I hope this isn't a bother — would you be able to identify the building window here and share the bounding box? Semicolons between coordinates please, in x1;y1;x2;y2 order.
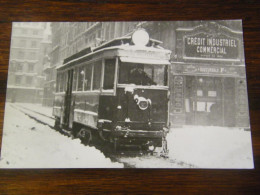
33;30;38;35
29;52;36;60
19;40;26;47
21;29;27;34
16;63;23;71
28;64;34;72
18;51;25;59
31;41;37;48
26;76;33;85
15;75;22;85
10;61;16;71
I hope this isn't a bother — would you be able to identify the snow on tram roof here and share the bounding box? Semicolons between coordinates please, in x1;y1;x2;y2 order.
57;36;169;70
92;36;162;52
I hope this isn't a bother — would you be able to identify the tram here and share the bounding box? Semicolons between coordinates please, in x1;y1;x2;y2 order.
53;29;171;152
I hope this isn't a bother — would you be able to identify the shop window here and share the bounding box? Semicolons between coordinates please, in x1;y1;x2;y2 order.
185;99;190;112
207;102;215;112
103;59;115;90
84;64;92;91
197;90;203;96
93;61;102;90
197;101;206;111
208;91;217;97
196;101;216;112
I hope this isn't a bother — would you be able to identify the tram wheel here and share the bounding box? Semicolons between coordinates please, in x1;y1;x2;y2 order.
77;128;92;145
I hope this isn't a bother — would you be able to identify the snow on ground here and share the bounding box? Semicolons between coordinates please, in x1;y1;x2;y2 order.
1;103;254;169
167;126;254;169
0;104;123;168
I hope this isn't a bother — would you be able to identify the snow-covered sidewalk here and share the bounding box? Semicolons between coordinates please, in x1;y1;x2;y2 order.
0;104;123;168
167;126;254;169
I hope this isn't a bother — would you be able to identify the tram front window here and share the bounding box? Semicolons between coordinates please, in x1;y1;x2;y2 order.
119;62;167;86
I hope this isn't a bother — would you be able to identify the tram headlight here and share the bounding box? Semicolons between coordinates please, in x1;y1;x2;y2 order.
134;95;151;110
139;100;149;110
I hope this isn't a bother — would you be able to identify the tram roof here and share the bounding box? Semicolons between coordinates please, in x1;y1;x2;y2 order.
59;36;170;70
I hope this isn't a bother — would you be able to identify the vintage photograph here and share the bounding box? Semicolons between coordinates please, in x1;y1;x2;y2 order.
0;21;254;168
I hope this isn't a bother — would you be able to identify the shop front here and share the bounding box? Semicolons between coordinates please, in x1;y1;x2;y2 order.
170;22;249;127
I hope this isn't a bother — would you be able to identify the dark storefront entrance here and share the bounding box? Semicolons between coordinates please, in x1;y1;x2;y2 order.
184;76;235;126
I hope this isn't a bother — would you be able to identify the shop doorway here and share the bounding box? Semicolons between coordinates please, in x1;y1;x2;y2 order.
185;76;224;126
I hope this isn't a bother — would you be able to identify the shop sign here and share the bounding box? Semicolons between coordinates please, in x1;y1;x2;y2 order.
173;64;245;77
184;33;239;60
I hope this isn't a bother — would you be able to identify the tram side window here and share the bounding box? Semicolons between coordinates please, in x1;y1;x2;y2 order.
103;59;116;90
61;72;66;92
77;66;84;91
59;73;63;92
93;61;102;90
73;67;78;91
58;72;63;92
84;64;92;91
56;73;60;92
64;72;68;92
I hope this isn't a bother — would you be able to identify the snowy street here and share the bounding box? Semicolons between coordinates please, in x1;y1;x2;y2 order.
0;103;254;169
0;104;123;168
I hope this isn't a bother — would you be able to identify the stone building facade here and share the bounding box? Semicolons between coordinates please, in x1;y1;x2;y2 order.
7;22;51;103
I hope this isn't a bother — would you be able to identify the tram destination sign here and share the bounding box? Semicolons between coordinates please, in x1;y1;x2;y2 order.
184;33;239;60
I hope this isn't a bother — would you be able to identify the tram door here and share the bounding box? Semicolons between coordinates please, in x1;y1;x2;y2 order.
63;69;74;128
185;76;223;126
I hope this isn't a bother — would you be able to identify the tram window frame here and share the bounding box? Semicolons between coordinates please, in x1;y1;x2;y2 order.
103;59;116;90
61;72;64;92
92;60;102;91
77;66;84;91
118;62;167;86
83;63;93;91
101;58;118;95
72;67;78;92
59;72;62;92
56;72;60;92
